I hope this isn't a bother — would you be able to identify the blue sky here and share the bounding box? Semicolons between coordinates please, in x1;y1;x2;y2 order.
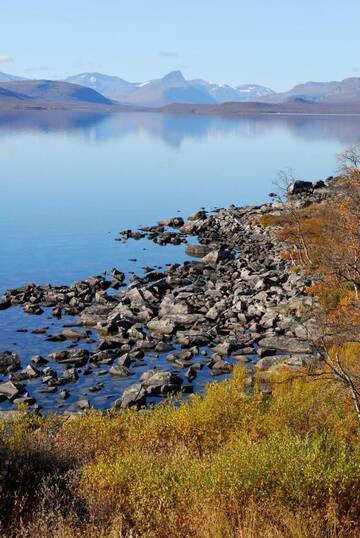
1;0;359;91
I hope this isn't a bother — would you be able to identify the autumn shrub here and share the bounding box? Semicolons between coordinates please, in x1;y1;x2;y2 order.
0;368;359;537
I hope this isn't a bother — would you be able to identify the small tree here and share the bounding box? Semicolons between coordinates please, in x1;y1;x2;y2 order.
271;150;360;426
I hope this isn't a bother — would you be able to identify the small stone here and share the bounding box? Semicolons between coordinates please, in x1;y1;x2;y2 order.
59;389;70;400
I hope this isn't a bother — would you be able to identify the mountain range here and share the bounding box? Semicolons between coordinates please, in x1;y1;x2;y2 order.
265;77;360;104
65;70;275;106
1;70;360;111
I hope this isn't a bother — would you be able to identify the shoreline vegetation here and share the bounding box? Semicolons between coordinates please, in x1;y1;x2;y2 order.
1;149;360;536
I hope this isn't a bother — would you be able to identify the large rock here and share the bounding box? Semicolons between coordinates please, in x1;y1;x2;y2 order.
176;331;210;347
147;318;175;335
0;381;23;401
0;299;11;311
158;217;184;228
62;329;89;340
158;297;202;326
287;180;313;195
10;364;40;382
188;210;207;221
115;383;146;409
48;349;89;366
109;365;133;377
202;248;234;268
255;354;320;372
185;244;212;257
212;342;233;356
258;336;314;354
80;304;114;326
62;368;79;382
139;369;183;395
107;302;136;325
0;351;20;373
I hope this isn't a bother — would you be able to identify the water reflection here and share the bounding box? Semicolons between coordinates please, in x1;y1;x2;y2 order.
0;110;360;148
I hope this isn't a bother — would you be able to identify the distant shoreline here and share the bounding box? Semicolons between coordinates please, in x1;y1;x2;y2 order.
1;101;360;117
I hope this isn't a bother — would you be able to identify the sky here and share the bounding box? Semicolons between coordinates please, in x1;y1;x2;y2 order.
1;0;360;91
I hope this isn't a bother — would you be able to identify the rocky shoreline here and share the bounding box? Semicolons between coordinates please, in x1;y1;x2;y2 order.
0;179;332;415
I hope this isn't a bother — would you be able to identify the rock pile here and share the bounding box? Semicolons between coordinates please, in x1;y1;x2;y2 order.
0;180;332;413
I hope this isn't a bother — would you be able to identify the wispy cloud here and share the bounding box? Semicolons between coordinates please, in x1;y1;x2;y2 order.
0;55;13;65
352;67;360;73
159;51;178;59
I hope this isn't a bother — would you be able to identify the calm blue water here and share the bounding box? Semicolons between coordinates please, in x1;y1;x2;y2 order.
1;111;359;293
0;110;359;412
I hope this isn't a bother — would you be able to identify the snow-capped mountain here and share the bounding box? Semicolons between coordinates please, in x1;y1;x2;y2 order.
65;72;140;101
235;84;275;101
64;71;274;106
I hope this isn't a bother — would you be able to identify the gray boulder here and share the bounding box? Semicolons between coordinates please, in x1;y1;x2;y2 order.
147;318;175;335
185;244;212;257
0;351;20;373
48;349;89;366
10;364;40;381
258;336;314;354
202;248;234;268
115;383;146;409
287;180;313;195
62;368;79;382
0;381;23;401
139;370;183;395
158;217;184;228
109;365;133;377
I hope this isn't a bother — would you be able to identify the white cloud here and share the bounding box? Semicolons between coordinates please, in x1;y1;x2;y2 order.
0;55;13;64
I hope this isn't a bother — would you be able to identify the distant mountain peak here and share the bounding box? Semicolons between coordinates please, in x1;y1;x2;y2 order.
0;71;26;82
161;70;185;84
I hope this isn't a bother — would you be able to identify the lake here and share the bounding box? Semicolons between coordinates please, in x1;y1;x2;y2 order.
0;110;360;412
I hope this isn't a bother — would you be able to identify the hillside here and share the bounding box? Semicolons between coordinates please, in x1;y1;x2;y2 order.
265;77;360;104
159;99;360;115
0;80;141;110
